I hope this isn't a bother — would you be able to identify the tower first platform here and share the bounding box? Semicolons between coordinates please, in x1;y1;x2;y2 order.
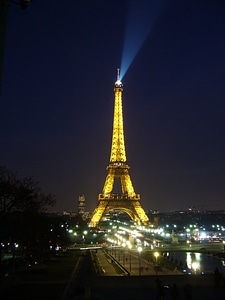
89;70;149;227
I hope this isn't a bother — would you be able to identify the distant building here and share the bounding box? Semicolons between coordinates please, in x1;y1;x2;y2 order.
78;194;85;215
62;210;71;216
62;210;77;217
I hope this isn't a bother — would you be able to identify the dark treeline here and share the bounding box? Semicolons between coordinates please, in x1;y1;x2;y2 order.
0;165;83;276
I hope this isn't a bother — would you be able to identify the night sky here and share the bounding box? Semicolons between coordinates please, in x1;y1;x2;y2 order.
1;0;225;213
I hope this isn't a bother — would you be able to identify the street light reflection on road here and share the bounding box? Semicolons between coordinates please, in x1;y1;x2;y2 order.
192;262;199;274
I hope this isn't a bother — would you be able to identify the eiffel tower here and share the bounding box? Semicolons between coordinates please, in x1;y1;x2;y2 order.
89;70;150;227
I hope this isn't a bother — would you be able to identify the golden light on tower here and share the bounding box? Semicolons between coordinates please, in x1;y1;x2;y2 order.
89;70;149;227
110;69;126;163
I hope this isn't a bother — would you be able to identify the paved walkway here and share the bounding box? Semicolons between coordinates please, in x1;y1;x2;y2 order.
96;249;120;276
96;248;181;276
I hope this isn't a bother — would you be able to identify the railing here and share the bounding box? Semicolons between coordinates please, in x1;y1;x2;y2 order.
98;194;140;201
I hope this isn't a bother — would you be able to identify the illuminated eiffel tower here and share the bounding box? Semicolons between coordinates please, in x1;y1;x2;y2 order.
89;70;150;227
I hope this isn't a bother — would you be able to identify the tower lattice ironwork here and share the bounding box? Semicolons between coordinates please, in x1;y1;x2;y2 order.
89;70;150;227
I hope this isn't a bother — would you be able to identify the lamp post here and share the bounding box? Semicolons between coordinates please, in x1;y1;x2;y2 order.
118;247;121;262
129;244;132;273
137;246;142;276
154;252;159;275
122;243;126;265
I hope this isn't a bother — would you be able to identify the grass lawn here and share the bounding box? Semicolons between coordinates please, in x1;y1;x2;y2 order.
0;251;79;300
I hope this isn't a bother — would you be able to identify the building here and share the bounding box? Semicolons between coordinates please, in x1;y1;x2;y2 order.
78;194;85;215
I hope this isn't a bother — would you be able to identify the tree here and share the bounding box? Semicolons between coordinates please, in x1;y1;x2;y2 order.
0;166;56;214
0;165;56;270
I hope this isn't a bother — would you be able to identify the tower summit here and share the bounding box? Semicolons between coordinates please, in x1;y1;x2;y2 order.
110;68;126;164
89;70;149;227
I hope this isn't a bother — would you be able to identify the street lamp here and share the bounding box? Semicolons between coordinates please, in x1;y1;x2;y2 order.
128;244;132;273
137;246;142;276
122;243;126;265
154;252;159;275
117;242;121;261
187;240;191;248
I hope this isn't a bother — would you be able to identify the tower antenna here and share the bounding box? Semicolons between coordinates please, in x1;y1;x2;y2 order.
117;68;120;81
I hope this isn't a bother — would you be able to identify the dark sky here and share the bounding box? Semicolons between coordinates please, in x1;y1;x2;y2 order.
1;0;225;213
